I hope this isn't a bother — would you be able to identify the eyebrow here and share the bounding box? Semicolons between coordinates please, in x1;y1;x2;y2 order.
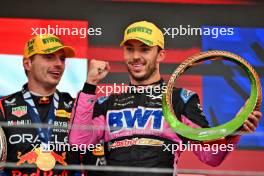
125;43;150;47
44;53;55;57
45;53;66;58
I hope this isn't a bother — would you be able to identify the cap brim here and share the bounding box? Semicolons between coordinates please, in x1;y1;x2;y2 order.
25;46;75;59
35;46;75;58
61;46;75;58
120;39;127;46
120;37;155;48
46;46;75;58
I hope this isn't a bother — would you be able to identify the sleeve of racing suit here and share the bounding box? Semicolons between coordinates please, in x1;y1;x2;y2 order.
180;89;240;167
69;83;107;146
0;99;5;121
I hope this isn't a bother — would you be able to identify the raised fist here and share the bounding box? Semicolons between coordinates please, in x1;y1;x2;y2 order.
86;59;110;85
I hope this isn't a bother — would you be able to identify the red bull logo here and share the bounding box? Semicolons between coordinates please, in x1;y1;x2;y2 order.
92;146;104;156
11;169;68;176
51;151;67;166
17;151;38;166
16;148;67;171
38;97;50;104
12;169;53;176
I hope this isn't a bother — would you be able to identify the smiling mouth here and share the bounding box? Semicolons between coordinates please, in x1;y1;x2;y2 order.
48;71;62;78
131;63;144;67
129;63;145;72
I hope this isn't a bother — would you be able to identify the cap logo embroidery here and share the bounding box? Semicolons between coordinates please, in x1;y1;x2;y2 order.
42;37;62;44
127;26;152;35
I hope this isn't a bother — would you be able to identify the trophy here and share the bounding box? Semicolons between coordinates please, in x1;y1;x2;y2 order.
162;50;262;141
0;126;7;169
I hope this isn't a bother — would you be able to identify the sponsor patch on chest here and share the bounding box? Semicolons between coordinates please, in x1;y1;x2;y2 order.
12;106;27;117
55;110;71;119
107;107;164;133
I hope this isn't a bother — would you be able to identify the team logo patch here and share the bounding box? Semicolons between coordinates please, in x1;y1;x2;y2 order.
5;98;16;106
12;106;27;117
55;110;71;118
64;101;73;109
97;96;108;105
180;89;195;103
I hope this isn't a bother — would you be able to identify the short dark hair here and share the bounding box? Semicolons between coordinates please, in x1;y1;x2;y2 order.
24;55;35;76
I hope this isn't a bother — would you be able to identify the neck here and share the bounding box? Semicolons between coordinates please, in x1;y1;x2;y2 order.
27;82;56;96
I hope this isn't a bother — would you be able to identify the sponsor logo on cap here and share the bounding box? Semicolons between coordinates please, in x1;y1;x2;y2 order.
127;26;152;35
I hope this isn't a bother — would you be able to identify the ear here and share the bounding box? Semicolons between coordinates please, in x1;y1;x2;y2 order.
157;49;165;63
23;57;32;72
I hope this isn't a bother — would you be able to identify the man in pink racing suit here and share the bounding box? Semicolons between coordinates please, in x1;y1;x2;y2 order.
69;21;262;176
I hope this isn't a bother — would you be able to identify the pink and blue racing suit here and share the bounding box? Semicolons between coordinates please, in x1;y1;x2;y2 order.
69;80;240;176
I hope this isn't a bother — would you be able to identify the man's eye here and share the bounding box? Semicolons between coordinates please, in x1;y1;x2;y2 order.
142;48;150;52
126;47;133;51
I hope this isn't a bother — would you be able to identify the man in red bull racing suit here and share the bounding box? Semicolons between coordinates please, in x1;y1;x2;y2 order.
0;34;80;176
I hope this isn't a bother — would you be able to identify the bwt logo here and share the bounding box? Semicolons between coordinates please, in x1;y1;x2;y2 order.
107;107;163;133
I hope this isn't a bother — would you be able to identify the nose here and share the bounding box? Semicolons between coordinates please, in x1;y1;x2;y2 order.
132;50;141;60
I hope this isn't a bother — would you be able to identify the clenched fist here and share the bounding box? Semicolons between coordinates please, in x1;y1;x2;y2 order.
87;59;110;85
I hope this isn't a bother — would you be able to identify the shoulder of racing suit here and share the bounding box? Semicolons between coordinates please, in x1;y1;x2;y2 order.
58;91;74;102
0;90;74;120
57;91;75;110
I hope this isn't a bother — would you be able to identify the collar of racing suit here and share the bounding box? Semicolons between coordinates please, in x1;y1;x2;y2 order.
22;83;59;97
129;78;164;87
